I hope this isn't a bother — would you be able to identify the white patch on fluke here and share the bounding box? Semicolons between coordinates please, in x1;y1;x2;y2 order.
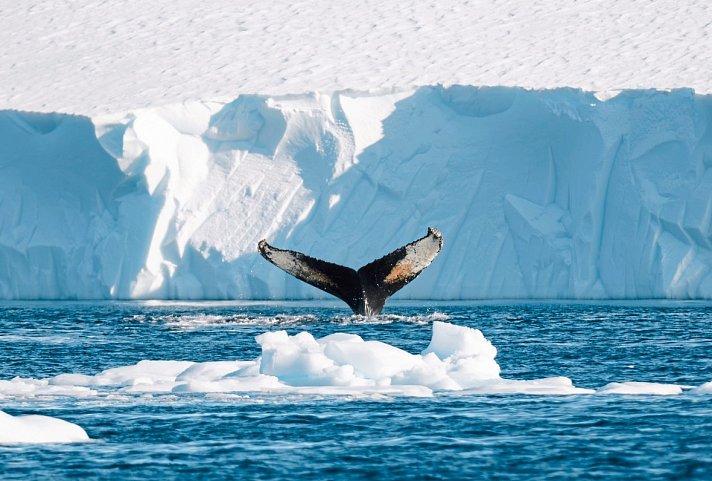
384;231;442;285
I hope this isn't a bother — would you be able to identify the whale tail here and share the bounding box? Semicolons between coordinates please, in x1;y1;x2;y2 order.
258;227;443;316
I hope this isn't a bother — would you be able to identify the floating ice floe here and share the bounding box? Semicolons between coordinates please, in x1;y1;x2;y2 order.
0;410;89;444
0;322;577;397
692;381;712;394
45;321;512;397
1;322;709;399
597;382;684;396
0;378;97;398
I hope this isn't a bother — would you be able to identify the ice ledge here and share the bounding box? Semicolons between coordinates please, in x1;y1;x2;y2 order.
0;86;711;300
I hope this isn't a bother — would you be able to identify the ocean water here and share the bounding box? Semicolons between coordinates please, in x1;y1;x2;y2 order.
0;301;710;480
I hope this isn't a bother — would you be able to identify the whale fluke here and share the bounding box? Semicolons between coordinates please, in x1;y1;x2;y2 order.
258;227;443;316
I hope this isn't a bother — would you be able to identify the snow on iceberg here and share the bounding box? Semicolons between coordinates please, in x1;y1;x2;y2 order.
1;86;712;300
0;410;89;444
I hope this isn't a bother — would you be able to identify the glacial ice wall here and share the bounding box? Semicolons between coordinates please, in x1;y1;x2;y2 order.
1;86;711;300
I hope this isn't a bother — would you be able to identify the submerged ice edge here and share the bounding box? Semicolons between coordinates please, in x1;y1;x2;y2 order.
1;322;709;399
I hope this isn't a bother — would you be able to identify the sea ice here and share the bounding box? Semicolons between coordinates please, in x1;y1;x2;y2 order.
597;382;684;395
0;410;89;444
0;321;622;398
1;322;709;399
691;381;712;394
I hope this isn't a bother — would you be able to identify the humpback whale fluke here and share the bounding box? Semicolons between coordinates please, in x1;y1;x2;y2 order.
258;227;443;316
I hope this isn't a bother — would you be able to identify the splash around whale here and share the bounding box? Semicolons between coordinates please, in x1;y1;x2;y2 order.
258;227;443;315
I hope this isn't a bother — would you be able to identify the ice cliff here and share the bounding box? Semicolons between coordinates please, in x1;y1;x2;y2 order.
1;86;711;300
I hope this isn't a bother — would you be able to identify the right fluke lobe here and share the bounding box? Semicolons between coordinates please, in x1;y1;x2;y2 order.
257;228;443;316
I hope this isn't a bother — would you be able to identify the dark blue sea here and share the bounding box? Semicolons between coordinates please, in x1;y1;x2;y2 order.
0;301;710;480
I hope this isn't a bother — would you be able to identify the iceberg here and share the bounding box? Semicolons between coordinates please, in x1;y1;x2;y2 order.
0;86;711;300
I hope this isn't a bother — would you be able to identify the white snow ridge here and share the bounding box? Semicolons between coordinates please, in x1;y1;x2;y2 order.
1;87;712;300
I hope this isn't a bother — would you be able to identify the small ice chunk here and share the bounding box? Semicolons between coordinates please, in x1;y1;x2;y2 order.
258;330;351;386
0;378;96;397
692;381;712;393
0;410;89;444
172;374;285;393
465;377;595;395
423;321;497;361
49;373;95;386
323;339;419;379
91;360;195;386
598;382;683;395
176;361;254;382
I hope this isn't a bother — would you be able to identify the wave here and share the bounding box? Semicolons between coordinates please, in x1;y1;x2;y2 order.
131;312;449;329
